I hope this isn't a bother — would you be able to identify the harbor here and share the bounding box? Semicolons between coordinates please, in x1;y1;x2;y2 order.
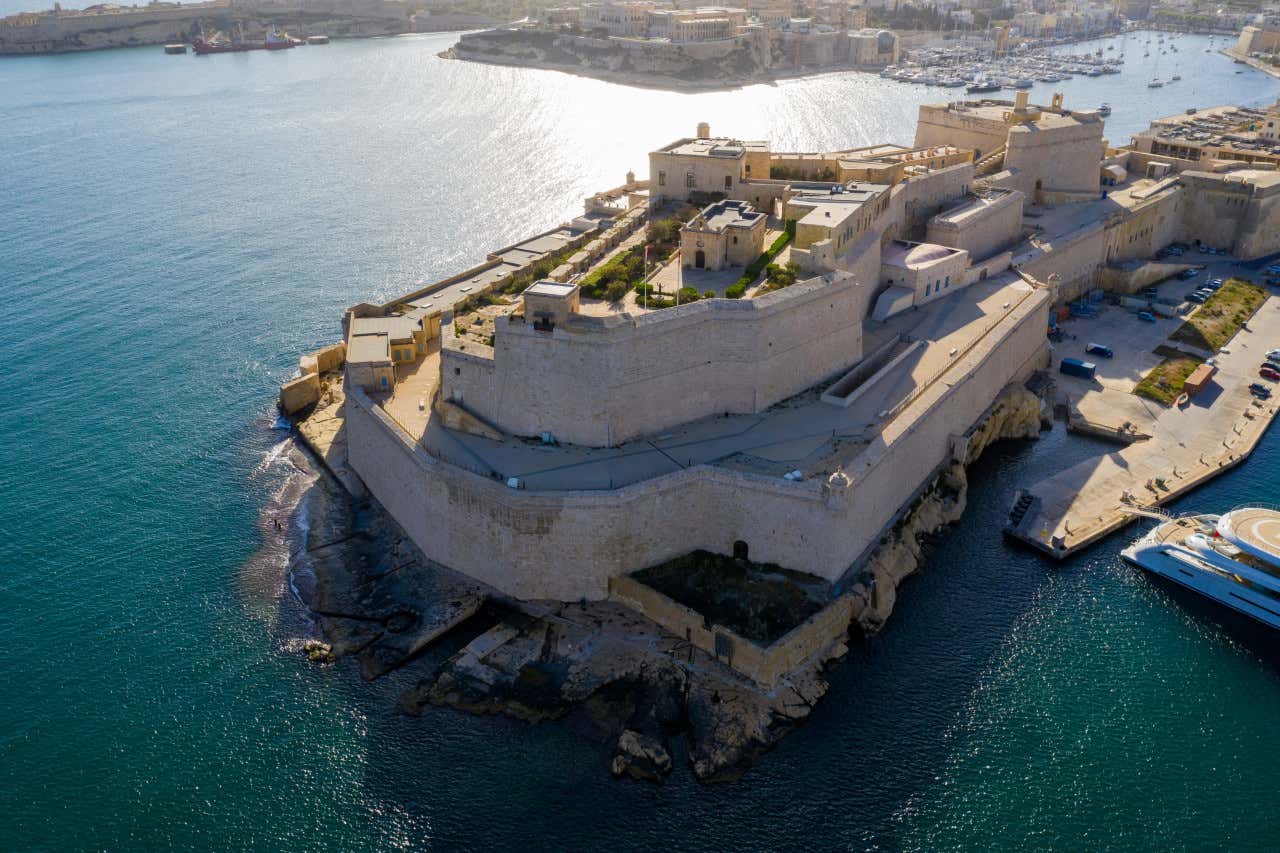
1006;251;1280;558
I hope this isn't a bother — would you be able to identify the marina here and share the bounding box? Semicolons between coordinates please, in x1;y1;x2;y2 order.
1006;254;1280;560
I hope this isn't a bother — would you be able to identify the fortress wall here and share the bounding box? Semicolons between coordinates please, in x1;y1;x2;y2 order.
347;285;1051;602
1019;226;1105;302
898;163;974;239
927;190;1024;261
441;274;870;447
1004;120;1105;199
913;107;1007;161
1236;191;1280;260
1103;188;1183;263
1179;174;1280;259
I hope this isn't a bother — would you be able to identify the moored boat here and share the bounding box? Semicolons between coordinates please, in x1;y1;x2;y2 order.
1122;506;1280;630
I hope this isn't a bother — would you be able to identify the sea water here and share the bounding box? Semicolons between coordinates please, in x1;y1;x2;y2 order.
3;31;1279;850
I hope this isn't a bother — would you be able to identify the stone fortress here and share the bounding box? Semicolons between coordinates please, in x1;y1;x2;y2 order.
286;95;1280;687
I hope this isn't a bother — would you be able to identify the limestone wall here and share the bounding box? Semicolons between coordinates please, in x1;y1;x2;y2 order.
440;273;869;447
927;190;1024;260
346;284;1050;602
1004;119;1105;200
913;106;1008;161
609;574;855;688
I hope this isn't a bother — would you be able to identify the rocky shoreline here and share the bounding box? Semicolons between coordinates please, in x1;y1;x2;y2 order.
288;383;1046;783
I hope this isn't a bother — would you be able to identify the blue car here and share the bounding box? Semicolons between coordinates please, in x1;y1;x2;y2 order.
1137;311;1156;323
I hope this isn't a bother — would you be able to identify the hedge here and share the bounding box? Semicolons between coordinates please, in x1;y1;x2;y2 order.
725;221;796;299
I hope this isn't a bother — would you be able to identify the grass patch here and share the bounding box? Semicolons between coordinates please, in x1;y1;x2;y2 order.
1134;350;1205;405
1169;278;1267;351
578;204;699;302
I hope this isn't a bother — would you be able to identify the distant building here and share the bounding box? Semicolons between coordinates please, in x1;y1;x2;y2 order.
847;27;898;67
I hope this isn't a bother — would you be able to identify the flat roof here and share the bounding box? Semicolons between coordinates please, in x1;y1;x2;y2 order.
930;190;1019;228
691;199;764;232
655;137;769;158
524;281;577;298
348;332;390;364
351;315;421;341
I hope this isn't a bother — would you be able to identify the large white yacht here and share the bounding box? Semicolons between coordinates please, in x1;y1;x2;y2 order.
1121;506;1280;629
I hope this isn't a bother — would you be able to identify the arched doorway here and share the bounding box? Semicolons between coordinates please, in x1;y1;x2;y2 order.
695;249;706;269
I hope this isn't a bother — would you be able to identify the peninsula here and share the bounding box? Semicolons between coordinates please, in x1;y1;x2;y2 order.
281;94;1280;782
443;3;898;89
0;0;495;55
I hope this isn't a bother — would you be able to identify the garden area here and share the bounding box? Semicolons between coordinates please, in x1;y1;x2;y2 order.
578;203;699;302
1133;345;1205;406
1170;278;1267;352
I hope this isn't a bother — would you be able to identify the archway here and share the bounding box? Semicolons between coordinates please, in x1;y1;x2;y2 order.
695;249;706;269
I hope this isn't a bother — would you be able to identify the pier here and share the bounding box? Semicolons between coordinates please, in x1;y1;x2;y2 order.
1006;288;1280;558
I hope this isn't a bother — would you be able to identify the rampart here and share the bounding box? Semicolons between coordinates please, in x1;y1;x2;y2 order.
439;272;868;447
345;283;1050;601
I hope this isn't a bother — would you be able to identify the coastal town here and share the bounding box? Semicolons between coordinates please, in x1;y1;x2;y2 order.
280;88;1280;781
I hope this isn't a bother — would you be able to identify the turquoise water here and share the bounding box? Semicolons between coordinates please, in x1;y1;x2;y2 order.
2;32;1279;850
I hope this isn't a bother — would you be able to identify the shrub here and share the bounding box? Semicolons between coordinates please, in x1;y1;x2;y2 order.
704;290;715;298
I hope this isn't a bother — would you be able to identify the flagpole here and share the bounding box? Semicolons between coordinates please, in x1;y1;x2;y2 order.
644;243;649;310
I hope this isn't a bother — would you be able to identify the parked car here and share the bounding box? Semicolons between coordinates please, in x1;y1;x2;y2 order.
1260;366;1280;381
1060;358;1098;379
1250;383;1272;399
1085;342;1114;358
1210;277;1225;287
1188;294;1207;304
1266;348;1280;360
1137;311;1156;323
1179;269;1199;280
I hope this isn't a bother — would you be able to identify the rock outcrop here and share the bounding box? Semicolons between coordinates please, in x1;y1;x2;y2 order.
290;381;1044;783
849;384;1043;634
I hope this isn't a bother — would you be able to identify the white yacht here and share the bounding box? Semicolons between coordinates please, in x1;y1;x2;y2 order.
1122;506;1280;629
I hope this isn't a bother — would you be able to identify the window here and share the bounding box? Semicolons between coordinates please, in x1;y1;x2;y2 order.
945;275;950;288
724;175;732;190
926;283;931;295
658;171;666;187
733;236;738;244
686;173;696;188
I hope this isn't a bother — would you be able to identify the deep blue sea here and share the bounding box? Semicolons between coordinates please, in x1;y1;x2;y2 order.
3;31;1280;851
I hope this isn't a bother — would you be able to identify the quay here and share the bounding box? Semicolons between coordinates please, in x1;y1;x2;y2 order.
1006;265;1280;558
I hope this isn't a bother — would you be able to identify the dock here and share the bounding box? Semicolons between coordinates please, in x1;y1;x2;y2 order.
1006;293;1280;558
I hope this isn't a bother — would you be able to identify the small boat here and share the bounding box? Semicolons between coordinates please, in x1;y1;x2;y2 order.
1148;79;1164;88
306;34;330;45
164;43;187;54
966;80;1002;94
1171;74;1181;81
1098;103;1112;116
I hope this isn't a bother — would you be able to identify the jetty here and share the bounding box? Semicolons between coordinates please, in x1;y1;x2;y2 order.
1006;288;1280;558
